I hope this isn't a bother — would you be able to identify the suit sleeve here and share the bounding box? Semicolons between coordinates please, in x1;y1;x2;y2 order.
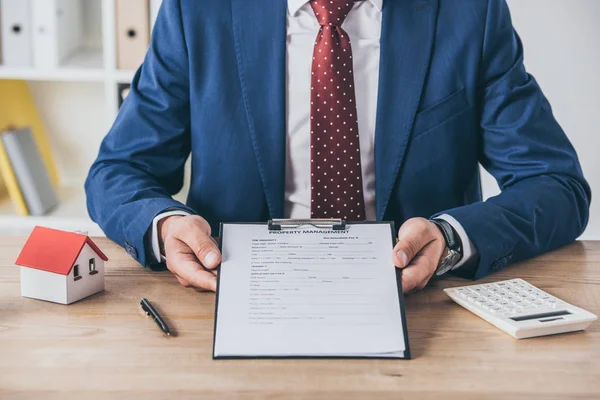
85;0;195;268
443;0;591;279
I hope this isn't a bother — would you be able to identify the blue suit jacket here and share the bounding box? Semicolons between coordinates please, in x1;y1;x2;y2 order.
86;0;591;279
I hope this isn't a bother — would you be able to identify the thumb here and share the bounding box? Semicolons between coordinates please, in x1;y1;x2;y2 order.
394;219;436;268
177;217;222;270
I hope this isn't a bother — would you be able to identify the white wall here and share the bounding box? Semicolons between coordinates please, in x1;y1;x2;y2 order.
29;82;107;186
481;0;600;239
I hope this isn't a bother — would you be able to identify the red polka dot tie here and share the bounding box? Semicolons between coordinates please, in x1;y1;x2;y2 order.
310;0;366;221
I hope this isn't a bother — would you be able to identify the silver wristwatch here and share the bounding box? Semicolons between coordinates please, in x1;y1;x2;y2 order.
430;219;463;276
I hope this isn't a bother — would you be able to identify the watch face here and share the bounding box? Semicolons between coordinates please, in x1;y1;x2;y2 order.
436;263;454;277
436;251;460;276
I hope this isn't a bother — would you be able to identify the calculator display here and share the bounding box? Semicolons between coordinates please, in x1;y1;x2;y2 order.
510;310;571;322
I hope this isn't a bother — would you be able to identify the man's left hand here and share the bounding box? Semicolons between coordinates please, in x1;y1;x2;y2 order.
392;218;446;294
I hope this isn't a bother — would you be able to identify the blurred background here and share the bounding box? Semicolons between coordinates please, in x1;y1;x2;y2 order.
0;0;598;238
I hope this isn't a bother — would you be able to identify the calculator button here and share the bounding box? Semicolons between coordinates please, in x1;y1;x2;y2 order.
546;300;558;308
490;306;503;313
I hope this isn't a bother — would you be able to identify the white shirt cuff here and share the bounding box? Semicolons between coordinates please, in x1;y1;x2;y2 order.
151;210;191;262
436;214;477;270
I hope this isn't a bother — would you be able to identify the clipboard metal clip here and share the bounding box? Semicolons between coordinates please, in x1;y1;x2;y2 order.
268;219;347;231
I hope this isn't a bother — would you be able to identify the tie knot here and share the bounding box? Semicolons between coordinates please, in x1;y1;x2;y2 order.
310;0;356;27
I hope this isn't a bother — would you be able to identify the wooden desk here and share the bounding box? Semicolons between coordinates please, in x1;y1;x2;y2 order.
0;238;599;399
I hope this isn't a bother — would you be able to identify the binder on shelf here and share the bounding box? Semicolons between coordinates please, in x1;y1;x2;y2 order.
150;0;162;30
0;80;60;188
115;0;150;71
0;0;33;67
117;83;131;109
31;0;83;69
0;130;29;216
1;127;58;216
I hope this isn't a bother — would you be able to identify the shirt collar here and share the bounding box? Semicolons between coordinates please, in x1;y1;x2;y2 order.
288;0;382;16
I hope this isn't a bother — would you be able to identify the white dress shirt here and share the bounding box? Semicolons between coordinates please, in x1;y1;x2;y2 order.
151;0;476;270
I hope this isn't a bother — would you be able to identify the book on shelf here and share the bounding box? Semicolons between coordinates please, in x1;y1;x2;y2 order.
1;127;58;216
0;80;59;187
0;130;29;216
0;175;7;199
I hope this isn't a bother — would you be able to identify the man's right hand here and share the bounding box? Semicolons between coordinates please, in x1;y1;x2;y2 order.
159;215;222;291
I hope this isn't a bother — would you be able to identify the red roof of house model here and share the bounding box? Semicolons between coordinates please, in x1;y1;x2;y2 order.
15;226;109;275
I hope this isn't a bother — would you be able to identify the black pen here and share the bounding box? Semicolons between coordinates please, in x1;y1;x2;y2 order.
141;298;171;336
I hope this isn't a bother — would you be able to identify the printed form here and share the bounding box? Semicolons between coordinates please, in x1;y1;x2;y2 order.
214;223;409;359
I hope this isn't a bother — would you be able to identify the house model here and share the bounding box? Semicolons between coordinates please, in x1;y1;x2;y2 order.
16;226;109;305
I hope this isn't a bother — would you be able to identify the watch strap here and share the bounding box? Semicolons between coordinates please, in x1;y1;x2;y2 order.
431;218;462;253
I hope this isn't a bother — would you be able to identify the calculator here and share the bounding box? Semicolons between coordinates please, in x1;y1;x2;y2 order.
444;279;597;339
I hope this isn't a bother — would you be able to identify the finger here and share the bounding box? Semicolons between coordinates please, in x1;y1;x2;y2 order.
164;237;219;291
401;255;435;293
394;219;437;268
401;238;443;293
172;258;218;291
176;218;222;270
174;274;192;287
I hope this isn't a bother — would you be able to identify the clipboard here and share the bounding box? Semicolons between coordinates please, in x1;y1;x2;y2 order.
213;219;411;360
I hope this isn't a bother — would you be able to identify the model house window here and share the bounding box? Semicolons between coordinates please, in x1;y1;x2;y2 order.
89;258;98;275
74;264;81;281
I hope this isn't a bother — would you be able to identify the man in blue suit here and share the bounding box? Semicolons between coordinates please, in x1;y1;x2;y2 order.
86;0;590;293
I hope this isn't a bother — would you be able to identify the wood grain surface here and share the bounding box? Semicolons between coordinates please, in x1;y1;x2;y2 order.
0;237;599;399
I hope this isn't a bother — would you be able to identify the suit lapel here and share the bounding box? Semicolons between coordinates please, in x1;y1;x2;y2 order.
231;0;287;218
374;0;439;220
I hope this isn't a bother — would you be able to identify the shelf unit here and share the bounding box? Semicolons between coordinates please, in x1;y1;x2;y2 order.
0;0;155;236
